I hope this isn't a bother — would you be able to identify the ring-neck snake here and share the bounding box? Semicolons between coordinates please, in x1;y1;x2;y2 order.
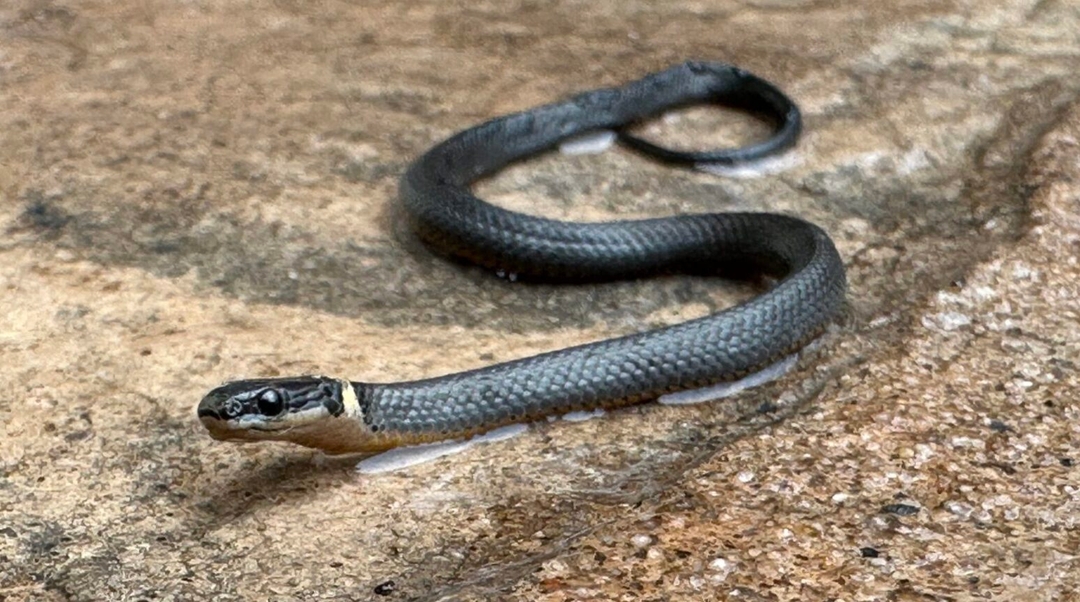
197;61;847;454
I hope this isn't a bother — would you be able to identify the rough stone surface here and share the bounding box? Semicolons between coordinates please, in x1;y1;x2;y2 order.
1;1;1079;600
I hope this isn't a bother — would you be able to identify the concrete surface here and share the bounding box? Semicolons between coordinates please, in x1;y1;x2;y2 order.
1;0;1078;600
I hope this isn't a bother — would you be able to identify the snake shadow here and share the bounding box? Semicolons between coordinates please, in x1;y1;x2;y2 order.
189;452;372;524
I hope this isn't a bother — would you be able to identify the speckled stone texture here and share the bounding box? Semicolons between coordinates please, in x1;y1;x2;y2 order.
1;1;1078;601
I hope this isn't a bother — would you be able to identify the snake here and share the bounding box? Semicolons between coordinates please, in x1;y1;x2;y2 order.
196;61;847;454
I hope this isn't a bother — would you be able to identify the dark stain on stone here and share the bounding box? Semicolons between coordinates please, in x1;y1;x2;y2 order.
988;419;1011;433
880;503;920;516
756;401;780;414
984;462;1017;476
15;194;73;238
373;580;396;596
63;430;91;442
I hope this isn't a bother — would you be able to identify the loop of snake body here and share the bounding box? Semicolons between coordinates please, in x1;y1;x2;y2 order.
197;61;847;454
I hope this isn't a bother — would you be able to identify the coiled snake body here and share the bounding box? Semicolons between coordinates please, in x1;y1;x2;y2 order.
197;61;847;454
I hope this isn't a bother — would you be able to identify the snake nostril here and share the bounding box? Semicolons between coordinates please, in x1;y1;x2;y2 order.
225;398;244;418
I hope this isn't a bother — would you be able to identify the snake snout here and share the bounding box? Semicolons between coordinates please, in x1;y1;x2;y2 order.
196;386;239;421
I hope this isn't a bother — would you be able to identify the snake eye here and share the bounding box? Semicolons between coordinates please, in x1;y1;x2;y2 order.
257;389;284;416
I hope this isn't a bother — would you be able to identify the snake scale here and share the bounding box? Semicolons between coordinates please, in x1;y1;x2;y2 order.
197;61;847;454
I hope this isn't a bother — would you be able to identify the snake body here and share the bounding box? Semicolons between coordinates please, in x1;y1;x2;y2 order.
197;61;847;454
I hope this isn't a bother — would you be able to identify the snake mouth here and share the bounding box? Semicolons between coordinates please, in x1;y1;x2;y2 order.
195;388;291;437
199;417;296;446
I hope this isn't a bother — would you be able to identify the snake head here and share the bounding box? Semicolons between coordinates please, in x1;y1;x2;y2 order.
196;376;346;443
